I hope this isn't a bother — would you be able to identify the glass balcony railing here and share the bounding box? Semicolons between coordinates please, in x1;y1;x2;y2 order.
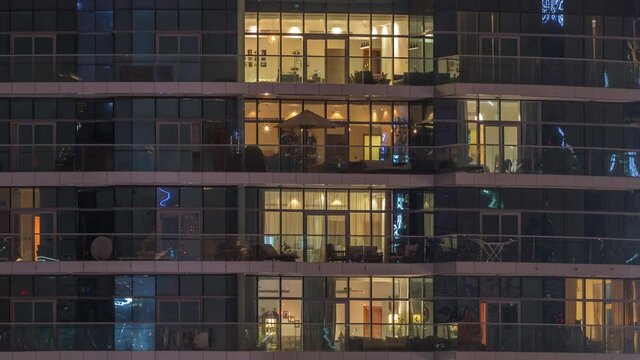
1;143;640;178
1;323;639;353
435;144;640;177
430;234;640;265
2;233;640;265
436;55;640;89
0;54;432;85
2;53;640;90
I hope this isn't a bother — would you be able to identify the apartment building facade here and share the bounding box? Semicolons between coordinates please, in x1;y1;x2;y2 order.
1;1;640;359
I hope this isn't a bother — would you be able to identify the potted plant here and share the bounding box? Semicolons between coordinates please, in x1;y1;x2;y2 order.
280;242;299;261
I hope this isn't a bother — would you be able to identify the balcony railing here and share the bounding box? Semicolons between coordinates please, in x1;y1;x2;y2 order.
2;53;640;90
3;233;640;265
0;54;432;85
1;143;640;178
1;322;639;353
436;55;640;89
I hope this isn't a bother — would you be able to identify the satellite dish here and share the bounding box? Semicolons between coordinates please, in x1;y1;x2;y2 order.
91;236;113;260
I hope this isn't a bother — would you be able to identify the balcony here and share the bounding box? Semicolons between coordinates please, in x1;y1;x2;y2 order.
0;322;638;353
2;144;640;178
2;53;640;91
436;55;640;90
2;233;640;265
0;54;432;85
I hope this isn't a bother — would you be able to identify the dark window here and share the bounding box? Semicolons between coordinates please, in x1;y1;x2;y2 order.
157;275;180;296
500;277;521;297
434;276;456;297
457;277;478;297
34;276;56;296
304;277;325;298
180;275;202;296
479;277;499;297
11;276;32;296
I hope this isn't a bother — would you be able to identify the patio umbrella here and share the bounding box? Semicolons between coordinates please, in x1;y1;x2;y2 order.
276;110;336;170
276;110;337;130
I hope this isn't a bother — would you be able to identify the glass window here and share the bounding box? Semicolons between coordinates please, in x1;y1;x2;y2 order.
180;187;202;207
203;275;230;296
34;276;56;296
157;276;179;296
350;191;371;210
371;103;392;123
586;279;605;299
263;189;280;210
585;301;603;326
245;12;257;33
605;279;623;300
349;14;370;35
258;277;280;297
410;278;423;298
282;13;302;34
282;190;303;209
328;277;348;298
258;12;280;33
327;102;347;121
304;190;325;210
327;190;348;210
258;100;279;121
115;297;132;322
281;101;302;120
394;15;409;36
245;100;257;120
132;299;154;323
350;277;371;298
304;13;325;33
115;276;132;296
457;277;478;297
350;103;370;122
132;275;155;296
479;277;499;297
372;277;392;298
394;278;409;298
371;191;387;211
281;278;302;298
304;277;325;298
479;100;499;121
501;101;520;121
11;188;34;208
14;302;32;322
159;301;179;322
500;277;521;297
304;101;325;117
258;299;279;321
180;301;200;322
565;278;584;299
372;14;392;35
12;276;32;296
327;14;347;35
